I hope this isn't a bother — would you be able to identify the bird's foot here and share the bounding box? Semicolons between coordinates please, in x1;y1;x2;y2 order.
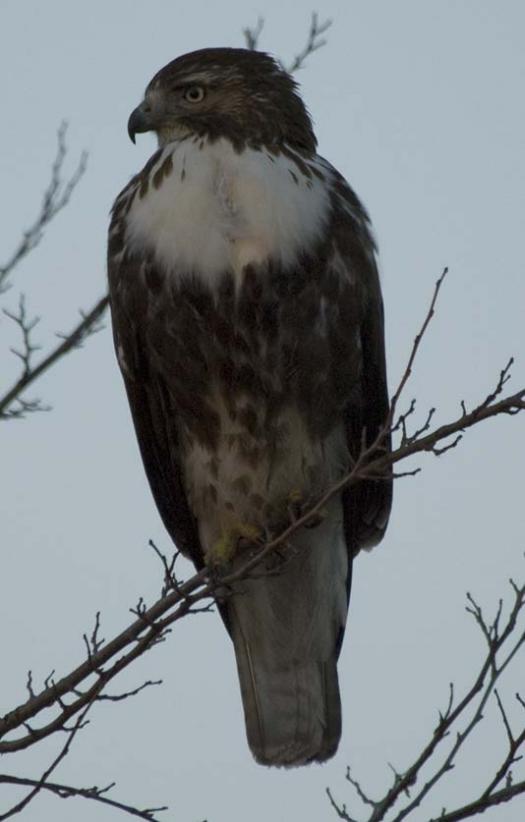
211;520;262;566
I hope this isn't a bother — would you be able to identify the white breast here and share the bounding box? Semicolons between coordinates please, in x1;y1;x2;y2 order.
124;138;330;285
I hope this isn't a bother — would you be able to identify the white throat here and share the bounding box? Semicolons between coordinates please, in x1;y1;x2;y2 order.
124;137;330;287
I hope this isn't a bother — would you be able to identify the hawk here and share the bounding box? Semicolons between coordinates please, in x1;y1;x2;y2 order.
108;48;392;767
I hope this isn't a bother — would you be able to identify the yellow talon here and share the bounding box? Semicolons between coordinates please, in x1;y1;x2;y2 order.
212;534;235;564
211;519;262;565
236;522;261;542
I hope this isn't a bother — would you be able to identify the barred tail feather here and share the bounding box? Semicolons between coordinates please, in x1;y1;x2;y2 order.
233;645;342;766
227;497;349;767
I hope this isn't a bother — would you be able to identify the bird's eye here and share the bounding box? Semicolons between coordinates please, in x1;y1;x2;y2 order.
183;85;205;103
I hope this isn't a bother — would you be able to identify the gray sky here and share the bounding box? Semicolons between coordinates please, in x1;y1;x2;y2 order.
1;1;525;820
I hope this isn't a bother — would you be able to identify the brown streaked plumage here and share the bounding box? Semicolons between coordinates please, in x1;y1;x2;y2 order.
108;47;392;767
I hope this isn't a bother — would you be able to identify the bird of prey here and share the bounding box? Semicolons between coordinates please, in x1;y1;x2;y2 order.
108;48;392;767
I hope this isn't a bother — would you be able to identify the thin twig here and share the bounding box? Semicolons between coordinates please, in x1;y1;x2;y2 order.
3;295;42;378
242;13;332;74
0;774;167;821
428;779;525;821
94;680;162;702
242;17;264;50
0;123;87;293
1;274;523;772
0;294;108;419
0;703;92;820
328;578;525;822
326;786;355;822
286;13;333;73
1;359;523;752
388;267;448;427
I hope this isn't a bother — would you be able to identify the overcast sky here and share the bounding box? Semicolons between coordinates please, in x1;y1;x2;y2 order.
1;1;525;821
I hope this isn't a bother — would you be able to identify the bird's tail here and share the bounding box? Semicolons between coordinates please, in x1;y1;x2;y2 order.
226;497;349;767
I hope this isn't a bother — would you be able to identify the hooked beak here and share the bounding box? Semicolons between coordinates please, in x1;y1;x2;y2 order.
127;102;154;144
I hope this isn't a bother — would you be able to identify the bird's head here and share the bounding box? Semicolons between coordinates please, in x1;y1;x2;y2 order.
127;48;316;155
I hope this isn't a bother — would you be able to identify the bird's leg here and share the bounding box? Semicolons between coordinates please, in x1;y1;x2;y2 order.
211;517;262;565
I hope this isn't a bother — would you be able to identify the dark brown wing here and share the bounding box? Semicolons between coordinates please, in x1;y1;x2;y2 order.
324;162;392;557
108;241;204;570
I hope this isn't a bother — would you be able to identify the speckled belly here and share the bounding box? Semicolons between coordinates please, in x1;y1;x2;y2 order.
153;266;359;560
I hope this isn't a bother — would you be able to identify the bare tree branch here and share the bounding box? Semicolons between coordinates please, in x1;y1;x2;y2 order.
0;123;106;421
1;24;524;819
0;122;87;293
388;267;447;430
285;13;333;74
428;780;525;822
243;17;265;50
0;704;92;820
0;664;165;818
1;272;523;762
326;579;525;821
326;785;355;821
0;14;327;425
0;774;167;821
3;295;42;378
243;13;332;74
0;294;108;419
